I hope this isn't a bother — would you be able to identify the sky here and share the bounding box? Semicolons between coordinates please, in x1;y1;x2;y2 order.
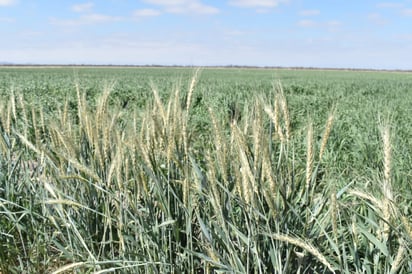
1;0;412;69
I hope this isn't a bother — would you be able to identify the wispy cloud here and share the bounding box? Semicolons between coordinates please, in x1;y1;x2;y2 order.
297;19;316;27
50;13;123;26
299;9;320;16
72;2;94;13
143;0;186;5
83;14;122;23
397;34;412;41
376;2;412;17
143;0;219;14
402;8;412;15
0;0;17;6
377;2;404;8
0;16;15;22
327;21;341;28
228;0;288;8
133;8;162;17
297;20;341;31
368;13;388;25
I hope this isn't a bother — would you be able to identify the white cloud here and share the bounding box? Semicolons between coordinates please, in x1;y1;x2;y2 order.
377;2;403;8
143;0;219;14
0;17;15;22
397;34;412;41
402;8;412;15
326;20;341;31
225;30;245;36
297;19;316;27
228;0;287;8
327;21;341;27
376;2;412;17
0;0;17;6
297;20;341;30
50;13;123;26
72;2;94;13
169;2;219;14
299;9;320;16
368;13;388;25
143;0;187;5
133;8;161;17
83;14;122;23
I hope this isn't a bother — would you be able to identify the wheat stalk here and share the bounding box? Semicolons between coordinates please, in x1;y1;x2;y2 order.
306;121;314;194
277;83;291;141
31;107;42;148
96;84;112;134
10;87;17;121
205;152;224;223
262;186;277;219
62;98;69;128
270;233;335;273
182;69;201;160
115;134;124;189
51;262;88;274
164;87;181;163
186;67;201;113
262;150;276;193
319;109;335;160
75;81;85;133
382;125;392;186
264;101;285;143
233;124;256;205
252;101;263;175
107;141;122;189
51;125;76;158
65;155;101;183
206;246;220;263
390;239;405;274
40;104;47;139
208;108;227;182
381;124;393;241
401;216;412;239
150;81;166;124
348;189;381;209
104;113;119;165
18;94;28;137
124;153;130;186
16;131;43;156
330;188;338;243
6;103;12;135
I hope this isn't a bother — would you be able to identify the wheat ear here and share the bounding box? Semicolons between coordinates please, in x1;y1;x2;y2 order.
271;233;335;273
277;83;291;141
10;87;17;121
186;67;201;113
390;239;405;274
150;81;166;124
264;101;285;143
330;188;338;243
306;121;314;194
381;124;393;240
401;216;412;239
319;109;335;160
6;103;12;135
208;107;227;182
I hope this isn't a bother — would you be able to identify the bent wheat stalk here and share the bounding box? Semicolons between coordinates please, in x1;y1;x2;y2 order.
269;233;336;273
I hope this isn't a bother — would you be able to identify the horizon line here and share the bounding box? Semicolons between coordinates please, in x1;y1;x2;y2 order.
1;63;412;72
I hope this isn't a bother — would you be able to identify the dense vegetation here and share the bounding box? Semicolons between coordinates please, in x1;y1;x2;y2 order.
1;67;412;273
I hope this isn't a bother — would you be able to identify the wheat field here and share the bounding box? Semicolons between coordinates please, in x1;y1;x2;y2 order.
1;67;412;273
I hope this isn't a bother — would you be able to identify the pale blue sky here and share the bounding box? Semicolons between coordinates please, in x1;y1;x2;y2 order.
1;0;412;69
